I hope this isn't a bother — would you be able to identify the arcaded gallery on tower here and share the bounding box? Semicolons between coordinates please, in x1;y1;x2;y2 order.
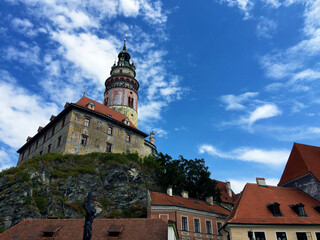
17;40;156;166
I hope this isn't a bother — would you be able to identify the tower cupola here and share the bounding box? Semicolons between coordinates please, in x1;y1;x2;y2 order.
104;39;139;127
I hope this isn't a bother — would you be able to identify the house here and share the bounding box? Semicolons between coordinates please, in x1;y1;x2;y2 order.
0;218;179;240
220;178;320;240
17;40;156;165
147;188;231;240
278;143;320;201
216;181;237;211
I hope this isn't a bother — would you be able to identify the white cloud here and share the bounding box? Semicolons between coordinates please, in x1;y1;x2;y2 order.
221;92;258;110
244;103;281;125
228;178;279;193
220;0;254;19
199;144;289;166
256;17;277;39
5;42;40;66
11;17;38;37
0;70;59;149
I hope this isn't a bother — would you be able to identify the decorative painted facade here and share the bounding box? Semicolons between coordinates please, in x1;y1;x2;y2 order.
17;41;156;165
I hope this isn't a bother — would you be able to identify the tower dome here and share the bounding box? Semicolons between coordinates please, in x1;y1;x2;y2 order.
104;39;139;127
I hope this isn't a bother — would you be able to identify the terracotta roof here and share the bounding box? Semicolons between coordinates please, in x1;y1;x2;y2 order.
278;143;320;185
150;191;230;216
226;183;320;225
74;96;137;129
216;180;237;204
0;218;168;240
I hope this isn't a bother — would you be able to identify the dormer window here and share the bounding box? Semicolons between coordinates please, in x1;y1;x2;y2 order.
267;202;283;216
87;101;95;110
313;205;320;213
290;203;307;217
123;118;130;126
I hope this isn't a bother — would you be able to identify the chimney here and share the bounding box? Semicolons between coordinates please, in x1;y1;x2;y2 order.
226;181;232;197
38;126;43;132
167;186;172;197
206;196;214;205
50;115;56;121
149;131;155;144
181;190;189;199
26;136;32;142
256;177;267;187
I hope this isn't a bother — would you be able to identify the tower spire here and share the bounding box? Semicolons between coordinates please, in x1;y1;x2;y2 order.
123;38;127;51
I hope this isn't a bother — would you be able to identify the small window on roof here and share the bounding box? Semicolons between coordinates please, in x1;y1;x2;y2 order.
267;202;283;216
290;203;307;217
313;205;320;213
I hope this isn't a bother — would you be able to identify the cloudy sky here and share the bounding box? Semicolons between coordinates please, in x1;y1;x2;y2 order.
1;0;320;192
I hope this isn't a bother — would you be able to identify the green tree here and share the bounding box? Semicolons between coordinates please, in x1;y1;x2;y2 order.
156;153;221;202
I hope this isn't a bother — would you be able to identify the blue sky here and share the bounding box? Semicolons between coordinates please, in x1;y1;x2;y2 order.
1;0;320;193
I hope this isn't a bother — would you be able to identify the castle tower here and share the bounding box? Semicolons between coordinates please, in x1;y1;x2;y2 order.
104;39;139;127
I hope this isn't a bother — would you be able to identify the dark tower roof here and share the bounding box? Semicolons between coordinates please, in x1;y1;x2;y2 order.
117;39;131;65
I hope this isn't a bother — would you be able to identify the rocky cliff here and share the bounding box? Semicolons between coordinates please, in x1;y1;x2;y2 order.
0;152;160;232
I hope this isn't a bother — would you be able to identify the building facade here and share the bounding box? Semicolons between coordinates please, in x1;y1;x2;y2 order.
220;179;320;240
147;189;231;240
17;41;156;165
278;143;320;201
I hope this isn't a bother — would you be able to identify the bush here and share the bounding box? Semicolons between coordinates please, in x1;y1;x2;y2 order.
34;196;48;214
109;209;122;218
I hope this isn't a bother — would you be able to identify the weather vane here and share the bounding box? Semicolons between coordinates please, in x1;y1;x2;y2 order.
83;86;88;96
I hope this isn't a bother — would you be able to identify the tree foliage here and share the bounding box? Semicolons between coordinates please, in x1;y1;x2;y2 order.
156;153;221;202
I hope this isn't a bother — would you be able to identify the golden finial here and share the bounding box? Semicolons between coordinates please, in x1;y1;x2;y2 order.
83;86;88;96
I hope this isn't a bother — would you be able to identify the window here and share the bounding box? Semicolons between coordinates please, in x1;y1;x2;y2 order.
105;97;109;105
181;216;188;231
84;118;90;127
61;117;66;128
254;232;266;240
314;205;320;213
276;232;287;240
296;232;307;240
206;220;212;234
107;126;113;135
128;97;134;108
316;232;320;240
97;120;102;130
51;127;55;137
47;144;51;153
43;134;47;143
28;147;31;155
39;151;43;156
57;136;62;147
267;202;283;216
81;135;88;145
194;219;200;233
126;133;131;142
36;140;39;149
106;143;112;152
216;222;222;235
291;203;307;217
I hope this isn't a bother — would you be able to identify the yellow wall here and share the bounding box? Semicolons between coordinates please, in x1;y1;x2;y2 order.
222;225;320;240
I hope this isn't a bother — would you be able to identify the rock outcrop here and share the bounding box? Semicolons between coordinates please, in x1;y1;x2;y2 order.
0;152;159;231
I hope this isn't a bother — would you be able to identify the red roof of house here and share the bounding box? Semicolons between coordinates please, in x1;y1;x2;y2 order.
150;191;231;216
0;218;168;240
216;181;237;204
75;96;137;129
226;183;320;225
278;143;320;185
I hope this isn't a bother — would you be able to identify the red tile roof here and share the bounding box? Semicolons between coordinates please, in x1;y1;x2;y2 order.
150;191;231;216
216;181;237;204
74;96;137;129
0;218;168;240
278;143;320;185
226;183;320;225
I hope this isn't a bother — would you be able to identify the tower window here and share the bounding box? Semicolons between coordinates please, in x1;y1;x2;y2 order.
105;97;109;105
181;216;188;231
128;97;134;108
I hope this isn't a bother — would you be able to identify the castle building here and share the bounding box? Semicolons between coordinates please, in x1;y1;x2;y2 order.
17;40;156;166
